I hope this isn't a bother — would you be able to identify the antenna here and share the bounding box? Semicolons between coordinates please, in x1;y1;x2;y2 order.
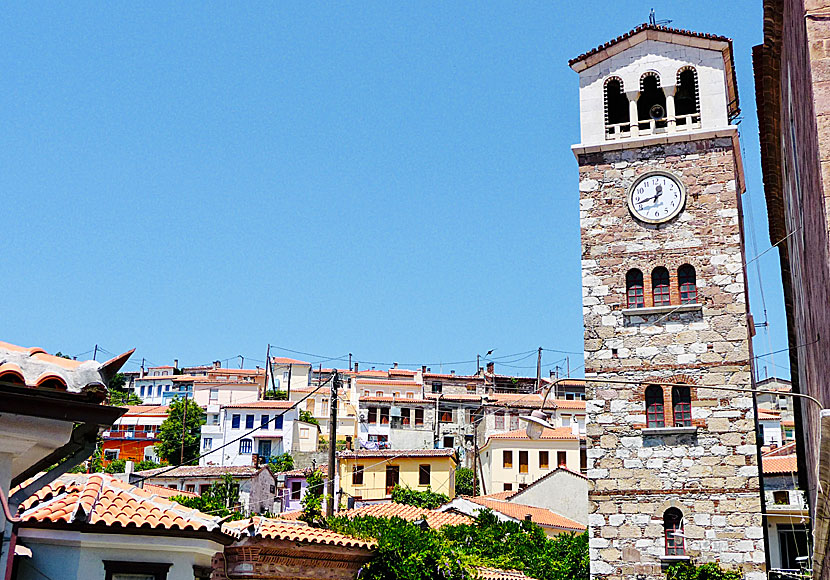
648;8;673;26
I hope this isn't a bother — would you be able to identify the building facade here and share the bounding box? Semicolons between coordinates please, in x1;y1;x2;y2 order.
571;25;765;579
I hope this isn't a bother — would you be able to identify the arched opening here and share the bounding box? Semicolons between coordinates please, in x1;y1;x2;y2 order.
637;73;667;129
604;77;629;136
37;377;67;391
672;386;692;427
664;508;685;555
675;67;700;126
626;269;645;309
0;371;25;386
645;385;665;428
652;267;671;306
678;264;697;304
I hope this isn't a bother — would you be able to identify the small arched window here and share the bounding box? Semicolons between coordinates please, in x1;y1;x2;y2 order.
678;265;697;304
675;67;700;121
638;72;667;126
645;385;665;428
672;386;692;427
604;77;629;129
664;508;685;555
626;269;645;309
652;267;671;306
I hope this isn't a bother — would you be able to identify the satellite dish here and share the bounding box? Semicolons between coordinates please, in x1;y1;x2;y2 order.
650;104;666;120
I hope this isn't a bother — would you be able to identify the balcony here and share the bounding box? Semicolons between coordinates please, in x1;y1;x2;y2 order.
766;489;808;511
201;424;223;435
103;430;156;440
605;113;701;141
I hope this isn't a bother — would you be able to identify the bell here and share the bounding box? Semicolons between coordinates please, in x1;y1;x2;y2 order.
649;104;666;120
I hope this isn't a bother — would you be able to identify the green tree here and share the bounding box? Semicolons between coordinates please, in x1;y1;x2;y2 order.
390;485;449;509
267;452;294;473
299;410;319;426
154;397;205;465
665;562;742;580
300;469;326;527
454;467;478;496
263;390;288;400
171;474;244;519
104;459;127;473
135;459;163;471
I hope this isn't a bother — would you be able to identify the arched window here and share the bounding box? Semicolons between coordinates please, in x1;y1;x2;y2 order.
664;508;685;555
637;72;667;127
626;269;645;309
672;386;692;427
604;77;629;132
652;267;671;306
645;385;665;428
675;67;700;123
678;265;697;304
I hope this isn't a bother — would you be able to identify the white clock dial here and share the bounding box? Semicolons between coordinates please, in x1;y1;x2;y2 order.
627;172;686;224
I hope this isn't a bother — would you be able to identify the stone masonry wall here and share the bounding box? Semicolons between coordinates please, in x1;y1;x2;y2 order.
579;138;765;580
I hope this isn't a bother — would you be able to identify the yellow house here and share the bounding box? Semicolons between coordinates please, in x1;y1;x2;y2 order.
338;449;458;501
479;428;581;494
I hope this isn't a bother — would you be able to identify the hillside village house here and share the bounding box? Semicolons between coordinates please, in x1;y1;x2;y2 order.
101;405;168;465
357;394;436;451
133;465;278;515
337;449;457;502
201;400;298;467
268;357;313;393
479;428;581;494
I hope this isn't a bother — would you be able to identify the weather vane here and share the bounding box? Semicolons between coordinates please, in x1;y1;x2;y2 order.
648;8;673;26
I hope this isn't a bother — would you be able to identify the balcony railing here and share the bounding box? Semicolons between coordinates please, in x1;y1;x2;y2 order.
605;113;701;140
103;430;156;440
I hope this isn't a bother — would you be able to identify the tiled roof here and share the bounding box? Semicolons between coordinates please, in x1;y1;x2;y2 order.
120;405;170;416
782;420;795;427
225;516;375;549
355;379;420;387
280;465;328;478
340;503;471;528
278;509;303;520
222;400;295;409
359;396;432;404
0;341;133;398
425;393;483;402
474;567;531;580
135;465;262;479
143;483;198;499
568;23;731;67
486;394;559;409
764;442;797;457
464;497;586;532
763;454;798;475
487;428;578;441
19;474;228;536
271;357;311;365
479;491;514;501
338;449;457;460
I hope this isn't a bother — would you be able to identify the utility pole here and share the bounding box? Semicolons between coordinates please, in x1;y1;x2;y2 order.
349;353;352;372
264;344;271;399
566;356;570;378
92;344;98;362
239;355;244;369
327;372;339;517
180;391;189;465
535;347;542;392
472;426;479;497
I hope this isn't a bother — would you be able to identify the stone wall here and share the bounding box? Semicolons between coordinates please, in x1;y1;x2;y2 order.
579;137;765;580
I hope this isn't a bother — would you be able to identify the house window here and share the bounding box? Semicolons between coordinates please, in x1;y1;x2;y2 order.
203;438;212;451
509;413;519;430
239;439;253;454
414;409;424;426
440;410;453;423
419;465;431;486
443;436;454;449
672;386;692;427
664;508;685;556
406;392;414;399
380;408;390;424
368;407;378;424
385;465;400;495
157;386;162;396
231;414;240;429
495;411;504;430
353;465;364;486
321;398;329;415
185;484;195;493
104;449;119;461
519;451;528;474
103;561;172;580
245;414;254;429
393;392;400;398
261;415;269;429
291;481;302;500
140;385;145;397
275;415;283;430
626;269;645;308
401;408;411;426
209;388;218;402
504;483;513;492
306;399;315;415
678;264;697;304
652;267;671;306
540;451;549;469
558;451;567;467
431;381;443;394
503;451;513;469
376;391;384;397
200;484;211;495
646;385;665;428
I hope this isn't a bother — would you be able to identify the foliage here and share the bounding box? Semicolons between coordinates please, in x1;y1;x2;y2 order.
666;562;742;580
106;372;143;405
154;396;205;465
170;474;244;520
454;467;478;497
267;452;294;473
299;410;320;426
391;485;449;510
263;390;288;400
327;509;589;580
104;459;127;473
300;469;326;527
53;352;72;359
135;459;163;471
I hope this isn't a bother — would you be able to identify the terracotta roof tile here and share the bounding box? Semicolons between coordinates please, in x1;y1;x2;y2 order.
487;428;578;441
271;357;311;365
486;394;584;410
479;491;514;501
763;442;797;457
225;517;375;549
120;405;170;416
340;503;471;528
763;454;798;475
338;449;457;460
143;484;199;499
359;396;432;404
221;400;295;409
463;496;585;532
135;465;262;479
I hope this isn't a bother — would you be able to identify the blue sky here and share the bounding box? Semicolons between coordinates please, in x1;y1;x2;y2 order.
0;2;790;379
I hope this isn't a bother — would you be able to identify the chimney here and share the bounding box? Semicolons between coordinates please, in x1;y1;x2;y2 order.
450;370;455;376
214;360;221;369
124;460;134;476
252;453;260;468
422;365;427;373
174;359;178;369
524;514;532;522
140;365;145;378
393;362;398;368
354;362;359;373
486;362;495;374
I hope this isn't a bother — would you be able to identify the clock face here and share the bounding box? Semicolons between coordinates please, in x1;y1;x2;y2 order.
627;171;686;224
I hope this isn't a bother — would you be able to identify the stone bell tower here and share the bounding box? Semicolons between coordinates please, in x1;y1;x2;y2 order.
570;25;766;580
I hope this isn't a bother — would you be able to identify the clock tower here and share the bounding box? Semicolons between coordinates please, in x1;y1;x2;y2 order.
570;25;766;580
